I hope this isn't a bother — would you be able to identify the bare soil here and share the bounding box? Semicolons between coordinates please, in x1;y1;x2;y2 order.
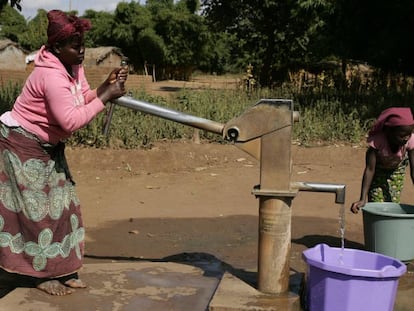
64;78;414;281
66;139;410;277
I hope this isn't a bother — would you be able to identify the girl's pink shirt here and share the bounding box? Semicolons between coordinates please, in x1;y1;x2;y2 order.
367;132;414;169
9;46;105;144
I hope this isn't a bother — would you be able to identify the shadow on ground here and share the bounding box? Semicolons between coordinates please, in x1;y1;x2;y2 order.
292;235;365;250
84;215;364;287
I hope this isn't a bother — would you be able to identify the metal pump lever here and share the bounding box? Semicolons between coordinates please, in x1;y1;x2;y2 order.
102;101;116;136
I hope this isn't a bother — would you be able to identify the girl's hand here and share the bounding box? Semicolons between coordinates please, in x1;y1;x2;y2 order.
350;200;366;214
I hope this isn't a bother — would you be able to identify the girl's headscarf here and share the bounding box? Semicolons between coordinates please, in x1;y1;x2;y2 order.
369;107;414;136
47;10;91;46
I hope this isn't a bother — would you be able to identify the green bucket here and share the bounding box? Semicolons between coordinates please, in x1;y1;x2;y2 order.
362;203;414;262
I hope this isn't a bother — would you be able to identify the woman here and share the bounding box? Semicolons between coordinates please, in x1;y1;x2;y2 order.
351;107;414;213
0;10;127;296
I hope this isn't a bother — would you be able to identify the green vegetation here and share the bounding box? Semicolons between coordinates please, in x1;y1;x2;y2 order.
2;75;411;148
2;1;414;87
1;1;413;148
0;81;21;114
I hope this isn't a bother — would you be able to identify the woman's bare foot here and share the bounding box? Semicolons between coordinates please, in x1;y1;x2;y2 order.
37;280;73;296
64;278;86;288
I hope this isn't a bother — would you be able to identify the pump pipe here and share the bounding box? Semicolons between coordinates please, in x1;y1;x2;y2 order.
111;95;225;136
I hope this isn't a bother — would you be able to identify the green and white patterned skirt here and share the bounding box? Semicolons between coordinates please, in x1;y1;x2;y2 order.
368;157;408;203
0;124;84;278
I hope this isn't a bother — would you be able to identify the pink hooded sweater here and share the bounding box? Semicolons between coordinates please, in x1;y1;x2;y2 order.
5;46;105;144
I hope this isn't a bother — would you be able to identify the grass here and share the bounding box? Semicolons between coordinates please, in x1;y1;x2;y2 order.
0;73;412;148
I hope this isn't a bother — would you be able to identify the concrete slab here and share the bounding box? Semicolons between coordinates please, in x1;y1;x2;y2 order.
0;262;220;311
209;272;302;311
2;261;412;311
395;270;414;311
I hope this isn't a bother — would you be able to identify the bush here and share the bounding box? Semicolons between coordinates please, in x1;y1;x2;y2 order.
0;82;21;115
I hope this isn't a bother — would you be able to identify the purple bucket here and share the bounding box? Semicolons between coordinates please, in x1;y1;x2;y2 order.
302;243;406;311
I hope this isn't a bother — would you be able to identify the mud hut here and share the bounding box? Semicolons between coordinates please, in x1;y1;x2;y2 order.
83;46;125;70
0;39;27;71
25;46;126;72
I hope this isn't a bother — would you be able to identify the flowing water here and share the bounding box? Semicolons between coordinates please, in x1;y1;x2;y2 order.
338;203;345;264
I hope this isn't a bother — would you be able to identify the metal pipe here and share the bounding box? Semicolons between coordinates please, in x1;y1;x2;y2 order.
112;96;225;135
257;196;292;294
109;95;347;299
291;181;346;204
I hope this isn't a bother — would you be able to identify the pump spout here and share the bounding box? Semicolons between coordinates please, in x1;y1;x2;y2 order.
291;181;346;204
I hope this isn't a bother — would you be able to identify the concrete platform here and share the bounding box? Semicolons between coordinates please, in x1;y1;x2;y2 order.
2;262;414;311
0;260;305;311
1;262;220;311
209;272;302;311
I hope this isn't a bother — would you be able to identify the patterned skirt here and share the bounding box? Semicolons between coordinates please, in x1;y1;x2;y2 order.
0;124;84;278
368;157;408;203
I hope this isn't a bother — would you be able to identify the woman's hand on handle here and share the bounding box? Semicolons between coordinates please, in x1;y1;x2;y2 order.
105;67;128;84
97;67;128;103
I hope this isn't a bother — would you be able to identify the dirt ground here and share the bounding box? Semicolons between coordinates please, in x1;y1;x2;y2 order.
64;137;414;279
59;77;414;289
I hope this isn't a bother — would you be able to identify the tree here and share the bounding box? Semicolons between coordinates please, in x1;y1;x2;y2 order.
176;0;200;14
146;0;174;11
0;0;21;12
202;0;334;86
83;10;116;47
110;2;163;73
17;9;47;51
149;0;210;79
0;4;26;42
327;0;414;76
151;9;194;67
97;0;210;80
198;31;236;75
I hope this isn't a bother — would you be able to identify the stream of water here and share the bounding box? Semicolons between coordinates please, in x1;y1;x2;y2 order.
339;203;345;264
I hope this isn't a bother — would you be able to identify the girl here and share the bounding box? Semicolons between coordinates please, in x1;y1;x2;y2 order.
351;107;414;213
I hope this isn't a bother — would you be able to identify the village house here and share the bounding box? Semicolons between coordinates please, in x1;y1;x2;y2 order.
0;39;27;71
83;46;125;70
2;44;150;89
25;46;126;71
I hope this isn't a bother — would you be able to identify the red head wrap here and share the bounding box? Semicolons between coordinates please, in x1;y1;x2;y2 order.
369;107;414;136
47;10;91;46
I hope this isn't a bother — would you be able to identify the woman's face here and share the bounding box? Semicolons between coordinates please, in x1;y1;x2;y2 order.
55;35;85;67
386;125;414;147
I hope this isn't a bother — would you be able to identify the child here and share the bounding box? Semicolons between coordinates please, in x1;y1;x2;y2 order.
351;107;414;214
